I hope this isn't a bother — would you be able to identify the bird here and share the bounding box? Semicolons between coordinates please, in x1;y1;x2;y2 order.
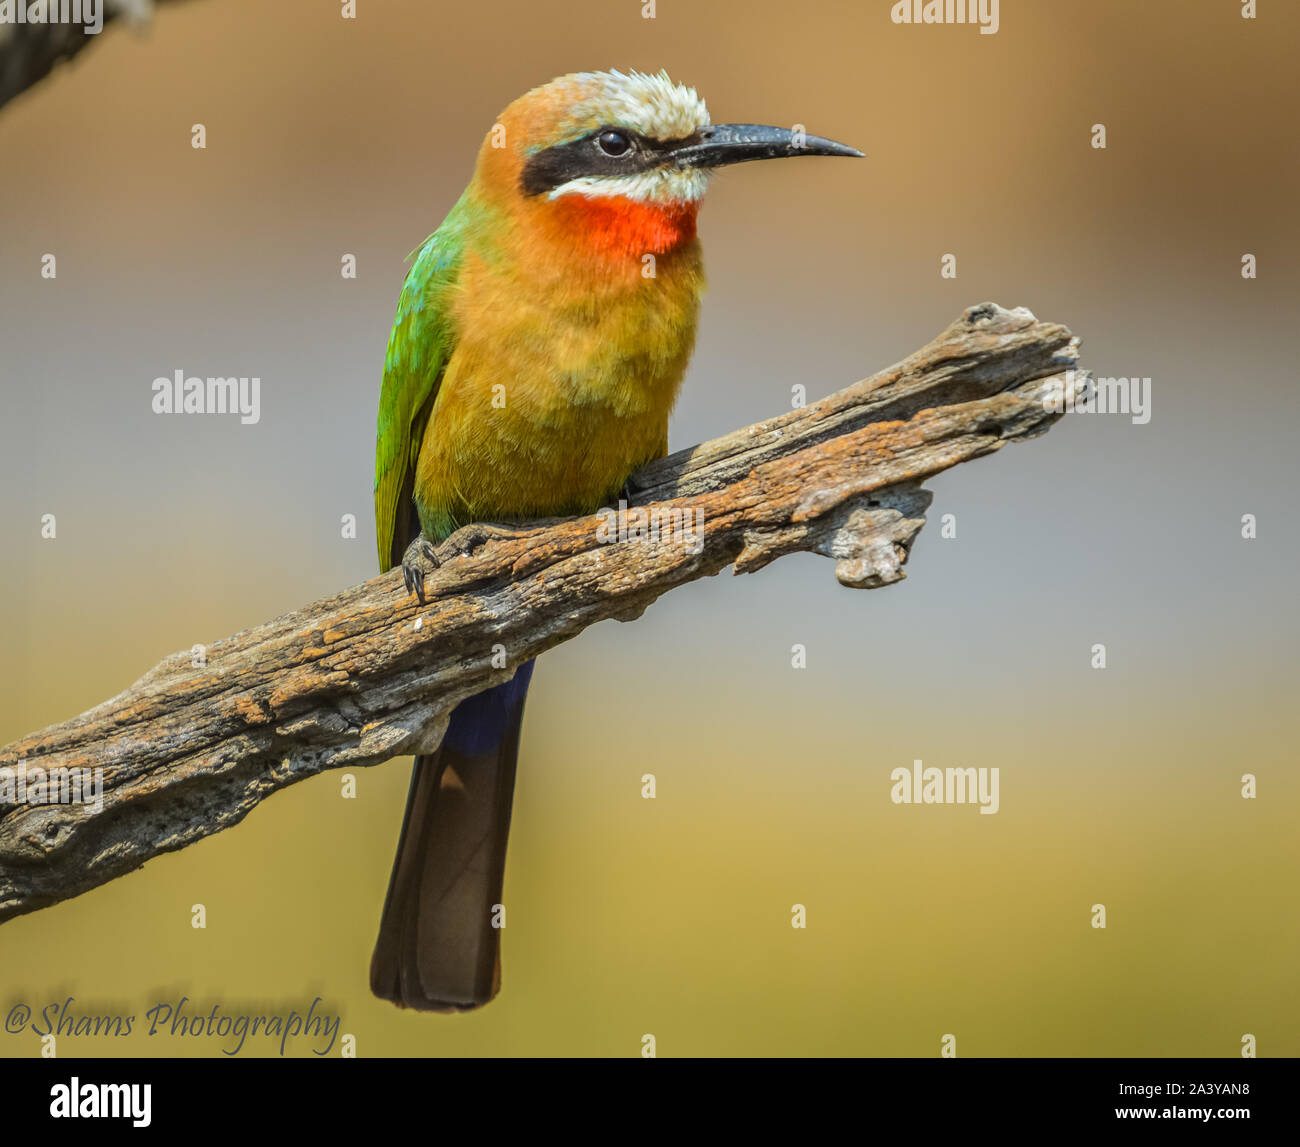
371;68;861;1011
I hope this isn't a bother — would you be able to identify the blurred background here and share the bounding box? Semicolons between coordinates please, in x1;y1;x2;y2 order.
1;0;1296;1057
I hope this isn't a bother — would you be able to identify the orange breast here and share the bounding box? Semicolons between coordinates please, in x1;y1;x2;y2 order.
413;215;705;540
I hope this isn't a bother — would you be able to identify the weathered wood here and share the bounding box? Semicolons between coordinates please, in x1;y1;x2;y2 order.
0;302;1084;923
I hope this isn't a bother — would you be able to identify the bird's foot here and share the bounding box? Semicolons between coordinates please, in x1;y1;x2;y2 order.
401;522;531;602
441;520;532;558
401;535;441;604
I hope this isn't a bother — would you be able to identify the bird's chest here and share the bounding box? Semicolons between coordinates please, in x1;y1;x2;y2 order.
415;249;702;532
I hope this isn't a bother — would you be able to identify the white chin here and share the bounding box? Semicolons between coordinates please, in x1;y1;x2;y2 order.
548;168;711;205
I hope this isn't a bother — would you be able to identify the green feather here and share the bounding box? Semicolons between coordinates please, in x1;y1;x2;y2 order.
373;192;471;571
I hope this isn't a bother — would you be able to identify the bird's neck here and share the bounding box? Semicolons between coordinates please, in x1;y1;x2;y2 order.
536;194;699;265
464;181;704;292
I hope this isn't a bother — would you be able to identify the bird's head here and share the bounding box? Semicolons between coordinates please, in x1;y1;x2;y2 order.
475;70;862;259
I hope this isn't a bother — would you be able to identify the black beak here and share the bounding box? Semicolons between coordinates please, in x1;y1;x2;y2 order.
671;122;863;170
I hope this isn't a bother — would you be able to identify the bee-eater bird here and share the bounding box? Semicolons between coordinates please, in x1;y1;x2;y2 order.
372;69;861;1011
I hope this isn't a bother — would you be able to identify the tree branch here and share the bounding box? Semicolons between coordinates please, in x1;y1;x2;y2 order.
0;1;189;114
0;302;1083;924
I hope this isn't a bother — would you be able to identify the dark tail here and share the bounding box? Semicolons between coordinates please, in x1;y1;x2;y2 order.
370;661;534;1011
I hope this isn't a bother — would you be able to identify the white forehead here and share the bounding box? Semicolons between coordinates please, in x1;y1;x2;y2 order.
574;69;710;141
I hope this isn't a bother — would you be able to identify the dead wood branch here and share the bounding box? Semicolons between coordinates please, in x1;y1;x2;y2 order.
0;302;1084;923
0;1;192;114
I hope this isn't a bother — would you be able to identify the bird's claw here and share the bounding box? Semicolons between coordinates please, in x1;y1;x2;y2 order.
443;520;526;557
401;523;530;602
401;536;441;604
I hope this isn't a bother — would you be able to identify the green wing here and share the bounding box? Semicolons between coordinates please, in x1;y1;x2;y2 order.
374;195;470;572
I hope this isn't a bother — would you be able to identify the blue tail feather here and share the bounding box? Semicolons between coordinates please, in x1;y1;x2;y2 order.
442;659;535;755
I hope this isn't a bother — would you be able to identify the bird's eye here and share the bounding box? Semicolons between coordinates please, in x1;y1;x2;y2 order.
597;130;632;157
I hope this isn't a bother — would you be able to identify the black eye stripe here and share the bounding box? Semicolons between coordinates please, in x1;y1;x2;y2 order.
519;127;702;197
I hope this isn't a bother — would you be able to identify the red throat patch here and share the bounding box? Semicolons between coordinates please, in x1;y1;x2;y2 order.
550;194;699;260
